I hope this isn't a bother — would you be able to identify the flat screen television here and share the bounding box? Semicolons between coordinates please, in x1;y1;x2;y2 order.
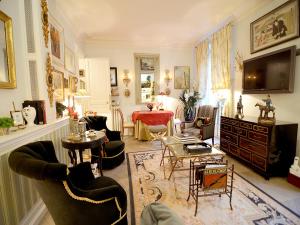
243;46;296;94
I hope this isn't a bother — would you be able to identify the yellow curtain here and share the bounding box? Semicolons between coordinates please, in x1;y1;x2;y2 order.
211;24;232;90
195;39;209;97
211;24;232;116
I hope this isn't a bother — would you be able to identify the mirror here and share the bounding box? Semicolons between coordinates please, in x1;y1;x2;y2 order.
0;11;16;89
135;54;160;104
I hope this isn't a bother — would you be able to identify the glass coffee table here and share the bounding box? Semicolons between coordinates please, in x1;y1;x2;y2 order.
160;136;225;180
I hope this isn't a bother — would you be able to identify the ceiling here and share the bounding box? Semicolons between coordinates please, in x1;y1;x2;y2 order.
56;0;270;46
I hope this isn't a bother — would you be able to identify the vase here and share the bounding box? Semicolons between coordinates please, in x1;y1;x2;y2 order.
184;107;195;122
22;105;36;127
0;127;9;136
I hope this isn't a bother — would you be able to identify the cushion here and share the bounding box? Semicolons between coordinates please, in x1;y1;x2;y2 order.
104;141;125;157
194;117;211;128
141;202;183;225
147;125;167;133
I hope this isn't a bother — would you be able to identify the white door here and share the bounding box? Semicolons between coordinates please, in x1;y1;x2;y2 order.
86;58;111;114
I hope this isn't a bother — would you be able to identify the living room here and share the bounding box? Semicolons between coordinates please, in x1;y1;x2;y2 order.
0;0;299;225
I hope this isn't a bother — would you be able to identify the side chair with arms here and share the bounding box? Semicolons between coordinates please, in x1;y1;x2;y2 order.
82;116;125;169
8;141;127;225
181;105;218;145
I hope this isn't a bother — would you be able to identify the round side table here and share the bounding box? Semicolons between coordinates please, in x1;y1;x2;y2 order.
61;131;106;176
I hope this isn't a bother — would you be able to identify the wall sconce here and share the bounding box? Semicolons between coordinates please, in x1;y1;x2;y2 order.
164;69;172;86
123;69;131;97
164;69;172;95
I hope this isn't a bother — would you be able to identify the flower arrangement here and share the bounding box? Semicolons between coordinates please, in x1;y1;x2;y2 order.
179;89;200;121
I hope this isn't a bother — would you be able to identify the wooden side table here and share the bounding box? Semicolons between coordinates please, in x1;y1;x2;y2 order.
61;131;106;176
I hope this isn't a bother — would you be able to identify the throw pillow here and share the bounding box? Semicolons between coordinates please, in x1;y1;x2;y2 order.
194;117;204;128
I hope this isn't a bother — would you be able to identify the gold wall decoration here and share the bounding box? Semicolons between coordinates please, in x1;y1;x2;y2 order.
41;0;49;48
235;51;243;72
46;53;54;107
0;11;16;89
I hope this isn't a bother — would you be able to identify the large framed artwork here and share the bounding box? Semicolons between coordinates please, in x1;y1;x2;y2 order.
174;66;190;89
250;0;299;53
65;46;76;73
49;15;64;65
52;68;64;102
110;67;118;86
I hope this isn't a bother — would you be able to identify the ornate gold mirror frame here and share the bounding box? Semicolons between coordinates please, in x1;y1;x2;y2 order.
0;11;16;89
46;53;54;107
41;0;49;48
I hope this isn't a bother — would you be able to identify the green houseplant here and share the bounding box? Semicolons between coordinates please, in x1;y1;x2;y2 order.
179;89;200;121
0;117;14;135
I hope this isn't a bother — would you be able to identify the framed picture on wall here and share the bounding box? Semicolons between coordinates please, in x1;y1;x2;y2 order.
174;66;190;89
69;75;78;93
79;69;85;77
52;68;64;102
110;67;118;86
65;46;76;73
250;0;299;53
49;15;64;65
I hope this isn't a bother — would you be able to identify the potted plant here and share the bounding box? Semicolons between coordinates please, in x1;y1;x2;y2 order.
179;89;200;121
0;117;14;135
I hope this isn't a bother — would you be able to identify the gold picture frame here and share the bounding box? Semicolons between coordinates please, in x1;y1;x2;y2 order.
69;75;78;93
250;0;299;53
174;66;190;89
52;68;65;102
0;11;16;89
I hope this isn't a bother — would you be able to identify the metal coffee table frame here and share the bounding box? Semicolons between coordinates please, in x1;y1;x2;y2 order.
160;136;226;180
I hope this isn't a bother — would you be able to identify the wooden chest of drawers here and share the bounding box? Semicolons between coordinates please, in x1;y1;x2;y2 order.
220;116;298;179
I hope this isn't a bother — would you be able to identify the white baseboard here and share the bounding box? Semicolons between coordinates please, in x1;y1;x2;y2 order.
19;199;47;225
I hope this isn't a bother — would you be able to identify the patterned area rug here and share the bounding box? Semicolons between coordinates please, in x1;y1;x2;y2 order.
127;150;300;225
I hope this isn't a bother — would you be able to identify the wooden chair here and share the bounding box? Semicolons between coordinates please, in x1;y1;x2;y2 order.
187;160;234;216
112;106;135;138
174;104;184;133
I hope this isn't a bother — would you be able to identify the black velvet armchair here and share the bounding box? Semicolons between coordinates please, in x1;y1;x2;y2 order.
8;141;127;225
82;116;125;169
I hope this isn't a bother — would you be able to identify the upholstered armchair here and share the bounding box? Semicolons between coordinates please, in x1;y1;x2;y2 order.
181;105;218;145
82;116;125;169
8;141;127;225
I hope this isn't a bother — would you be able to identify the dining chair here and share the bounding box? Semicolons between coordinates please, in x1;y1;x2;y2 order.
174;103;184;133
112;106;135;138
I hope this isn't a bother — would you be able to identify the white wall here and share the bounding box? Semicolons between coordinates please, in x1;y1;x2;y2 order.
84;40;195;122
232;0;300;156
0;0;83;123
0;0;31;116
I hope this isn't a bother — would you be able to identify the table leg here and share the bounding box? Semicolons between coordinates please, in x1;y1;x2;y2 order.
168;159;178;180
160;146;167;166
98;145;104;176
72;150;77;166
79;149;84;163
68;150;74;165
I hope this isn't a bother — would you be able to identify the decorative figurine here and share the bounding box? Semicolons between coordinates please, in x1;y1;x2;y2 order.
255;94;276;125
22;105;36;127
290;156;300;177
235;95;244;119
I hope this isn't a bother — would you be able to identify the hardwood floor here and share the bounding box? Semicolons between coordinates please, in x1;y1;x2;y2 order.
39;136;300;225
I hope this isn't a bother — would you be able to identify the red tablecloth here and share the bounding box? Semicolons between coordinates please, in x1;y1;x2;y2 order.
132;110;174;126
